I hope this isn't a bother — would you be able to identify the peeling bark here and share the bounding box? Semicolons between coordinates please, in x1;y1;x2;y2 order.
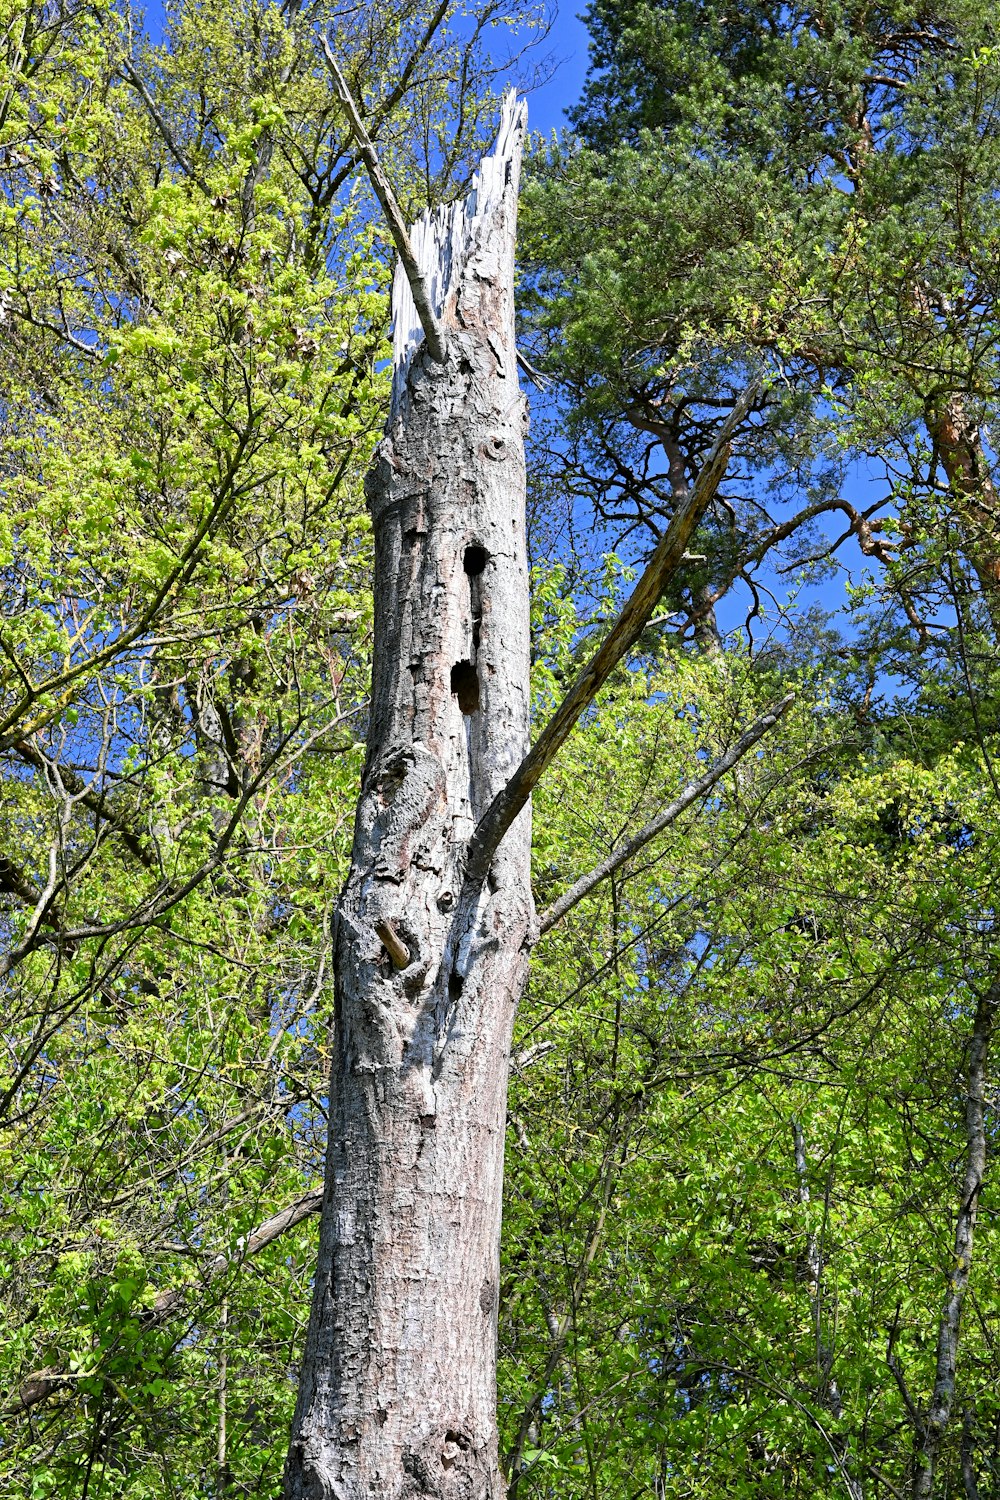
925;395;1000;633
285;97;534;1500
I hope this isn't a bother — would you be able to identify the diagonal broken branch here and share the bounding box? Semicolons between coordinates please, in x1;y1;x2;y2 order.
537;691;795;934
8;1188;323;1414
321;36;447;364
465;380;762;887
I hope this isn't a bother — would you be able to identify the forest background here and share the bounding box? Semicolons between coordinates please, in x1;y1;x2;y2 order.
2;0;999;1497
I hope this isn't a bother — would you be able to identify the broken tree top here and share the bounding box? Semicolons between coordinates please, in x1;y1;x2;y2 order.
391;90;527;410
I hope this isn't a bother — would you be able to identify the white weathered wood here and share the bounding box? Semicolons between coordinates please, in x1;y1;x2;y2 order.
392;92;527;415
321;38;448;366
286;95;531;1500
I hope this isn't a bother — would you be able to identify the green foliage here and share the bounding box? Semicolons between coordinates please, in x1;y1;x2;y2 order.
0;0;538;1491
501;631;1000;1496
506;36;1000;1485
4;1;1000;1497
521;0;1000;639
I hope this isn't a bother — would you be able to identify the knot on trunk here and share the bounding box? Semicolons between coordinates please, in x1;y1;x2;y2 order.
402;1425;481;1497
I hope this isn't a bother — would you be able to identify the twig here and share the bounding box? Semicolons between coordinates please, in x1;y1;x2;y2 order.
375;918;411;969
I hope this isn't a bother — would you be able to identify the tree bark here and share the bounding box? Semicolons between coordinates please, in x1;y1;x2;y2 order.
925;395;1000;635
285;96;534;1500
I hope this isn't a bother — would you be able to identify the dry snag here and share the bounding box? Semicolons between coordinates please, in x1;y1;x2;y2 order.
285;94;536;1499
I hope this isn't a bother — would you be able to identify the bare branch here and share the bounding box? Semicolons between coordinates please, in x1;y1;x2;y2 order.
886;1346;922;1435
118;58;207;191
0;787;73;977
11;739;154;868
537;692;795;934
466;380;762;886
516;349;551;390
864;1464;907;1500
375;918;411;969
321;36;447;364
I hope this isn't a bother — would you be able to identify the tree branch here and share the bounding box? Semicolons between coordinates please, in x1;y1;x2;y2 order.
148;1186;324;1318
11;739;154;868
118;58;207;191
321;36;447;364
367;0;452;134
466;380;761;886
537;692;795;934
8;1189;323;1414
0;427;255;745
506;1152;618;1493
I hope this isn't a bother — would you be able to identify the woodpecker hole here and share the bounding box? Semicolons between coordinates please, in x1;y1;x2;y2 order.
451;660;480;714
465;546;487;656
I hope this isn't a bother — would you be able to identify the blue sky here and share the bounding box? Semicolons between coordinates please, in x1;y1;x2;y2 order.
521;4;591;136
137;0;885;668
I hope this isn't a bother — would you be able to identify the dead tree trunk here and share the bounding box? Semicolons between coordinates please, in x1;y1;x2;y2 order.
285;97;534;1500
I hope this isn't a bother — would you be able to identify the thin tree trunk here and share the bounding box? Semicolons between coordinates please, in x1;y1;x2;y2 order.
961;1407;980;1500
912;980;997;1500
285;97;534;1500
217;1294;230;1498
791;1121;864;1500
791;1122;833;1404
